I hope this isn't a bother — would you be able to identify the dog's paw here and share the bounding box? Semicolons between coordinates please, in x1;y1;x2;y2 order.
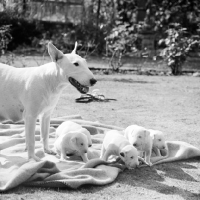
28;155;41;162
44;148;56;155
147;161;153;167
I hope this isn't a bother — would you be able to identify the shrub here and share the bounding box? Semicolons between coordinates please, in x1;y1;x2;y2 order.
159;23;200;75
0;25;12;56
105;23;138;71
105;0;138;71
0;10;42;51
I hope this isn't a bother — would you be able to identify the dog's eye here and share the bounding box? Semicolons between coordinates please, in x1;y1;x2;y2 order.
158;139;162;141
74;62;79;66
81;143;83;146
138;136;142;138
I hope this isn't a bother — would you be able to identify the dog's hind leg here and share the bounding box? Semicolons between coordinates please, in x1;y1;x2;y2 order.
24;115;40;161
40;112;56;155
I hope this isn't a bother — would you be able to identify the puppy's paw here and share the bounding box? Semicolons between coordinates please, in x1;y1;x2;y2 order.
82;157;89;163
28;155;41;162
59;158;67;162
148;161;153;167
44;148;56;155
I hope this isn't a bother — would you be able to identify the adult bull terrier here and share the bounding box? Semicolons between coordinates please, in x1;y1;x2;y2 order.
124;125;153;166
100;130;143;169
0;42;96;161
56;120;92;147
54;129;89;162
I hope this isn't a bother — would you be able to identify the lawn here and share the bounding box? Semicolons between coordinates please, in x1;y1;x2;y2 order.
0;55;200;200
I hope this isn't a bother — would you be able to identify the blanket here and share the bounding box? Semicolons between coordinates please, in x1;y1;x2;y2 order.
0;115;200;191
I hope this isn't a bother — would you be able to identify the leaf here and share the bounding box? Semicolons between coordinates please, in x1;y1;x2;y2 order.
165;38;171;45
158;39;165;45
168;59;175;66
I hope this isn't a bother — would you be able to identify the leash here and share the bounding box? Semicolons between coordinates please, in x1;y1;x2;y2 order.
75;93;117;103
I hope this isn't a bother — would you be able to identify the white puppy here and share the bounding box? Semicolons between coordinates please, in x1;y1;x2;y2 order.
100;130;141;169
124;125;153;166
56;121;92;147
0;42;96;161
149;129;167;156
54;129;89;162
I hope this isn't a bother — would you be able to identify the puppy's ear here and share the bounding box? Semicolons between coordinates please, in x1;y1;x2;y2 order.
48;42;64;62
144;130;150;138
150;131;155;140
72;41;78;54
71;136;77;144
120;152;125;157
79;128;87;133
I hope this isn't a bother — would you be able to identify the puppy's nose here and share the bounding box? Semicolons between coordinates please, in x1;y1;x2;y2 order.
133;143;137;147
90;78;97;86
89;144;92;147
84;150;87;153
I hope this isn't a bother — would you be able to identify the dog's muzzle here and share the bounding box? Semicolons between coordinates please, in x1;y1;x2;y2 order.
68;77;89;94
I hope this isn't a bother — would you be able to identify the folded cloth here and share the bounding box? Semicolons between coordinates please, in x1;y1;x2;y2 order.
0;115;200;191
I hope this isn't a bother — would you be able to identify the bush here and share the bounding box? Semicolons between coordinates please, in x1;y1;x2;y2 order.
0;25;12;56
105;23;139;71
0;10;42;51
159;23;200;75
105;0;138;71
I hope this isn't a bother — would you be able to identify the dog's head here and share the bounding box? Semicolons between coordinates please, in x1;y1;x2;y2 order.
150;129;166;150
79;128;92;147
48;42;96;94
128;126;151;151
119;145;139;169
71;131;88;154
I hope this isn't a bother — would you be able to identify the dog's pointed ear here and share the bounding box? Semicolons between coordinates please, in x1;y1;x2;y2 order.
72;41;78;54
120;152;125;157
48;42;64;62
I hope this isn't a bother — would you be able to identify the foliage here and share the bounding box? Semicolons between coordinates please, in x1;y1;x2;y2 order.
0;10;42;51
0;25;12;56
152;0;200;34
105;0;139;71
106;23;139;71
159;23;200;75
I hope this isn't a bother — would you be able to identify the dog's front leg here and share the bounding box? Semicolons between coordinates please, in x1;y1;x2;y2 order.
40;112;56;155
81;153;89;163
25;115;40;161
145;150;153;166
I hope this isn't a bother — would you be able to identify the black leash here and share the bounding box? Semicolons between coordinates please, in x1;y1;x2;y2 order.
75;94;117;103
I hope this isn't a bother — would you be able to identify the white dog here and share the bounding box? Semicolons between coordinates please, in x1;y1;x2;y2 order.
56;121;92;147
54;129;89;162
124;125;153;166
0;42;96;161
100;130;142;169
149;129;167;156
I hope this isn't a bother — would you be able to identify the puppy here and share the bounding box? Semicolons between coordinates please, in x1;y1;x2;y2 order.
0;42;96;161
124;125;153;166
149;129;167;156
54;129;89;162
56;121;92;147
100;130;141;169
